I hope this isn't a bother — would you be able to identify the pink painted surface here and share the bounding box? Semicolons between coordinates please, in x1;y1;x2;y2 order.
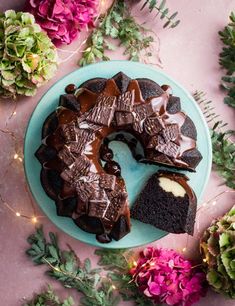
0;1;235;305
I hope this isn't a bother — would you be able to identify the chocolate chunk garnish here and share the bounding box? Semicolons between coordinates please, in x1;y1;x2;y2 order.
113;72;131;93
42;112;58;138
181;148;202;170
133;103;154;133
75;180;97;202
74;215;104;234
86;94;116;126
40;169;63;200
79;78;107;93
116;90;134;112
104;161;121;177
161;84;172;95
156;141;180;158
56;197;77;217
144;116;163;136
136;78;164;100
161;124;179;142
145;150;174;165
115;111;133;126
147;135;165;149
89;199;109;219
69;129;94;155
60;157;91;183
61;122;77;143
58;146;75;166
59;94;80;112
110;215;130;241
99;173;116;190
35;144;57;164
181;116;197;140
78;120;101;131
167;96;181;114
96;233;112;243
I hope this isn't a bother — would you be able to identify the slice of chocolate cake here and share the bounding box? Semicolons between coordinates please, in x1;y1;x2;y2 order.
131;171;197;235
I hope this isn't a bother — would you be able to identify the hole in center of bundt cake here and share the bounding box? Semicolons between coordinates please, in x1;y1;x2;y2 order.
99;132;159;206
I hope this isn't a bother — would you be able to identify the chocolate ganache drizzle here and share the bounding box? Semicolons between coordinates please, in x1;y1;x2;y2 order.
36;72;202;243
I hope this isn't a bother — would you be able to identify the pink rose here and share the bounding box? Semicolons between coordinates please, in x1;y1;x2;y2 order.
25;0;98;46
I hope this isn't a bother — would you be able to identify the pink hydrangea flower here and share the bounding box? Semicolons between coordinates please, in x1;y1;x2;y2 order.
130;247;207;306
25;0;98;46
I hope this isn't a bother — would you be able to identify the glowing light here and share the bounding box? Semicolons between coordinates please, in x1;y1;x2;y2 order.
203;258;207;263
112;285;116;290
16;212;21;217
13;111;16;115
212;201;217;206
133;261;137;267
32;217;37;223
14;153;19;159
18;157;23;162
182;247;187;252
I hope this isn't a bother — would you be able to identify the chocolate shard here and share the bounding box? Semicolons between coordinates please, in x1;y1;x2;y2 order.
86;94;116;126
136;78;164;100
181;116;197;140
167;96;181;114
99;173;116;190
79;78;107;93
113;72;131;93
59;94;80;112
75;180;97;202
181;148;202;170
61;122;77;143
115;111;133;126
144;150;174;165
35;144;57;164
88;198;109;219
74;215;104;234
58;146;75;166
56;197;77;217
110;215;131;241
78;120;102;131
60;157;91;183
42;111;58;138
69;129;94;155
133;103;154;133
144;116;163;136
40;169;63;200
147;135;165;149
104;188;128;222
161;124;179;142
156;141;180;158
116;90;135;112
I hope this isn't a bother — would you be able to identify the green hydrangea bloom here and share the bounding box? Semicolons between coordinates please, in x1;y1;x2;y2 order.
0;10;58;99
200;205;235;298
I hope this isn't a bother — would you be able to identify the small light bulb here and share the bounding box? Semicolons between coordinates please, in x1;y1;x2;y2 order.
212;201;217;206
203;258;207;263
13;111;16;115
112;285;116;290
18;157;23;162
32;217;37;223
182;247;187;252
16;212;21;217
14;153;19;159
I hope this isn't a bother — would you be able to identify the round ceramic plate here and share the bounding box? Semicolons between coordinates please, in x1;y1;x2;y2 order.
24;61;212;249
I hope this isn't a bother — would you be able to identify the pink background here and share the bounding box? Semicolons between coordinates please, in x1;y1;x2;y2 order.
0;1;235;305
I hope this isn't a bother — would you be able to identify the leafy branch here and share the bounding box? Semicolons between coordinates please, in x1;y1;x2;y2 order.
141;0;180;28
23;286;74;306
95;249;156;306
26;227;119;306
79;0;180;66
193;91;235;189
219;12;235;108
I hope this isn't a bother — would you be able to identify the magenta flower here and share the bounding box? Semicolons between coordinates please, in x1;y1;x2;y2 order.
130;247;207;306
25;0;98;46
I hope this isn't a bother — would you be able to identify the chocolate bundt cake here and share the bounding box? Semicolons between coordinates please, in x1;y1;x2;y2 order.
35;72;202;243
131;172;197;235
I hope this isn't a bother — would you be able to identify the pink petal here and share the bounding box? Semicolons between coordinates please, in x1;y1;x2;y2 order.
148;282;161;296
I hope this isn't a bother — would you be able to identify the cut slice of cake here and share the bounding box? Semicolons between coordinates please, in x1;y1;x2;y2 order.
130;171;197;235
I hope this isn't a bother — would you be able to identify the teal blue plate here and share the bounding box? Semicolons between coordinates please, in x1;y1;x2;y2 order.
24;61;212;249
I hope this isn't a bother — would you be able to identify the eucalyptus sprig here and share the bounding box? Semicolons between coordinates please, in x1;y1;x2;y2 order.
194;91;235;189
95;249;156;306
23;286;74;306
26;227;120;306
141;0;180;28
219;12;235;108
79;0;154;66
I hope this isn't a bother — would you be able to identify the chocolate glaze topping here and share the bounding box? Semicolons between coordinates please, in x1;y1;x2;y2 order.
36;72;202;243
